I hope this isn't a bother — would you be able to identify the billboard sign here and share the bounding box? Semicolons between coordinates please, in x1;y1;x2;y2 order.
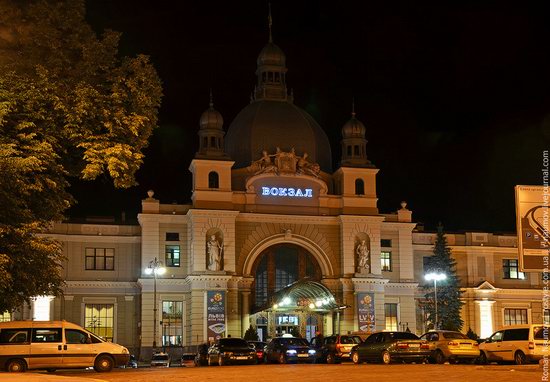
515;185;549;272
206;291;226;342
356;292;375;333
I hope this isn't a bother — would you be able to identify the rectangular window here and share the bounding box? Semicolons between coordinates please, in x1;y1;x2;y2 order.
503;259;525;279
166;232;179;241
32;328;62;343
165;245;180;267
381;251;392;272
0;311;11;322
85;248;114;271
162;301;183;347
544;309;550;325
385;303;398;331
381;239;392;248
504;308;528;326
0;328;29;344
85;304;114;342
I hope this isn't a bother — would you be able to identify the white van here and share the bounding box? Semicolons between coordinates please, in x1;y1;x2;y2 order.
0;320;130;372
479;324;548;365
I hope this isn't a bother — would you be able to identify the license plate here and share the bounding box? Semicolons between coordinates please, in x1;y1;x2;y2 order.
235;356;248;360
297;354;309;357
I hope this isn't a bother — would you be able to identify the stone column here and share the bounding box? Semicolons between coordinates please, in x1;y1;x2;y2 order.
241;291;251;336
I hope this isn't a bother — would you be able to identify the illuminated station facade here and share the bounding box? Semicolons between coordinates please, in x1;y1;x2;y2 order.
9;33;545;357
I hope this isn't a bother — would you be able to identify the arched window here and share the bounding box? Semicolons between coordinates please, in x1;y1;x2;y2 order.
355;178;365;195
253;245;321;310
208;171;219;189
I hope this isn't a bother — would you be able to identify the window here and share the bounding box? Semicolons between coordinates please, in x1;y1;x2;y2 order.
85;248;114;271
208;171;219;189
65;329;89;344
381;251;392;272
504;308;528;326
503;259;525;279
0;329;29;344
165;245;180;267
162;301;183;347
210;136;216;147
381;239;392;248
166;232;179;241
0;311;11;322
354;145;359;156
355;179;364;195
85;304;114;342
544;309;550;325
385;303;398;331
347;146;352;156
423;256;432;272
32;328;62;343
503;328;529;341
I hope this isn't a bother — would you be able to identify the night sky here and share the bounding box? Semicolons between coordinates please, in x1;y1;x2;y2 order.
68;1;550;233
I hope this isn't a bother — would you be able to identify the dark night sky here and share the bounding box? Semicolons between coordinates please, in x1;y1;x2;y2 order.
68;1;550;233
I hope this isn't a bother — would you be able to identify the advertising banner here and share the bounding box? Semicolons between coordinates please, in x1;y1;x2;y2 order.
515;185;549;271
356;292;375;333
206;290;226;342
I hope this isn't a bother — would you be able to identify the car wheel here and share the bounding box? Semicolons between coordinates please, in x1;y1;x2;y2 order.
435;350;446;364
382;351;392;365
218;355;226;366
351;351;360;364
326;353;336;364
478;351;487;365
94;355;114;372
514;351;526;365
6;359;26;373
278;353;286;364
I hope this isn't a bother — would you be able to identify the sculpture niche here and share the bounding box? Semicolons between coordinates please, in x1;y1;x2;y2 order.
207;234;224;271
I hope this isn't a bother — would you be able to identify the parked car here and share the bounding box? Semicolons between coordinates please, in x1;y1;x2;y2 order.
419;330;479;364
310;334;362;363
190;343;210;366
479;324;548;365
264;336;317;364
207;338;257;366
350;331;430;364
247;341;267;363
150;352;170;368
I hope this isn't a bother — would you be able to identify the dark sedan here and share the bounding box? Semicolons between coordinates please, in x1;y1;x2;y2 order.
207;338;258;366
350;331;430;364
264;336;317;364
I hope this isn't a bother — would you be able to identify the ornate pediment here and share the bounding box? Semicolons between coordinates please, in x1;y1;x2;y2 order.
246;148;320;178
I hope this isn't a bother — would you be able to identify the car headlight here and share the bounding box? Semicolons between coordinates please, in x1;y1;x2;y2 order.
308;349;316;355
286;349;297;355
122;347;129;354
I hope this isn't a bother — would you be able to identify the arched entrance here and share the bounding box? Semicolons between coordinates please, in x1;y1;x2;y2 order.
250;245;336;341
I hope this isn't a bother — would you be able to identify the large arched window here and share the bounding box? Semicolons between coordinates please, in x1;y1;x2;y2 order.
208;171;219;189
252;245;321;310
355;178;365;195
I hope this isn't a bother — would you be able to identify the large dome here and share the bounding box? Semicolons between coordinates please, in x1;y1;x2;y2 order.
225;100;332;172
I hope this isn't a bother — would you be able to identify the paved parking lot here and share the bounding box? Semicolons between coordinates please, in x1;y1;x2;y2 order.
0;363;544;382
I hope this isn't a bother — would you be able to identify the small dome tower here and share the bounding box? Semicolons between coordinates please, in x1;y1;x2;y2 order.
196;91;229;159
340;101;373;167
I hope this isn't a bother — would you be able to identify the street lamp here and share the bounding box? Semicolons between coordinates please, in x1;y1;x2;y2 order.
145;257;166;350
424;272;446;329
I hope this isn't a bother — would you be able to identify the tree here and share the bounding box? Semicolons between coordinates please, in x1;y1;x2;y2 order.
423;223;464;331
243;326;259;341
0;0;162;313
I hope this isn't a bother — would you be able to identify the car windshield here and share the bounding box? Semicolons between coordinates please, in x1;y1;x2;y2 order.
340;336;362;344
534;326;549;340
152;354;169;361
280;338;309;346
389;332;419;340
219;338;249;347
443;332;468;339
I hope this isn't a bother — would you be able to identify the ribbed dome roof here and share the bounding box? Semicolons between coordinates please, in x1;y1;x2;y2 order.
199;104;223;131
225;100;332;172
342;114;366;138
257;42;286;67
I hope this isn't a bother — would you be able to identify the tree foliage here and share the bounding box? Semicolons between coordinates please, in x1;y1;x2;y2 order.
0;0;162;312
243;326;259;341
423;224;464;331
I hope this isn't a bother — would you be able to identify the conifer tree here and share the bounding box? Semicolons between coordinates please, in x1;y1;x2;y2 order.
423;224;464;331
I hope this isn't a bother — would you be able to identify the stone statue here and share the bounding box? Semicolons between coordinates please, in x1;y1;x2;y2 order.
247;150;277;175
207;235;223;271
246;148;321;177
356;239;370;272
296;152;321;177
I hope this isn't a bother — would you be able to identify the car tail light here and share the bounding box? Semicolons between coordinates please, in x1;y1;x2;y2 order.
529;342;535;350
420;343;430;349
256;350;263;357
397;343;409;349
448;341;459;346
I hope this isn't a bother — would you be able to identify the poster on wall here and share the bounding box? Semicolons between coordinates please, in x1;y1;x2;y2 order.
356;292;375;333
206;291;226;342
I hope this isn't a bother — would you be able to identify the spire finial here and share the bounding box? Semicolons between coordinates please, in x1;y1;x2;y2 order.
209;88;213;108
268;3;273;43
351;97;356;117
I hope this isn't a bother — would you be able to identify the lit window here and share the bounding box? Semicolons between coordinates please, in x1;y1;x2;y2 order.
503;259;525;279
385;303;398;331
162;301;183;347
544;309;550;325
85;304;114;342
381;251;392;272
504;308;528;325
165;245;180;267
0;311;11;322
85;248;114;271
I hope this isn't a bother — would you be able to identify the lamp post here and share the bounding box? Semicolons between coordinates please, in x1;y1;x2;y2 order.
145;257;166;350
335;305;350;334
424;272;446;329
